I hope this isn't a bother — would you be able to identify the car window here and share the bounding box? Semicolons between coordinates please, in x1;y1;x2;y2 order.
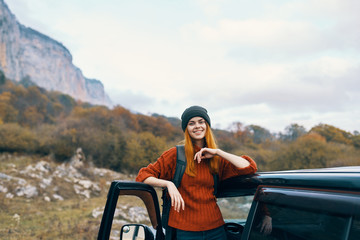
109;195;151;239
249;202;352;240
218;195;254;224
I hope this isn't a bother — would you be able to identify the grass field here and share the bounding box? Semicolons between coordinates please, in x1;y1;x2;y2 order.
0;194;106;239
0;153;129;240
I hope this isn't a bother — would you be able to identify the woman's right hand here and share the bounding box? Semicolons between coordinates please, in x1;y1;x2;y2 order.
166;181;185;212
144;177;185;212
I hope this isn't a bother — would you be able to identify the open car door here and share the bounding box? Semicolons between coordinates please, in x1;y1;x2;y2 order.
97;181;165;240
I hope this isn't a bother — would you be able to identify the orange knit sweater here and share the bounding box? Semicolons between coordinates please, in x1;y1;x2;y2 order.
135;146;257;231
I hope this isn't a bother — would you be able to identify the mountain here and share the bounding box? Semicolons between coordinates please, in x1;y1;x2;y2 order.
0;0;112;107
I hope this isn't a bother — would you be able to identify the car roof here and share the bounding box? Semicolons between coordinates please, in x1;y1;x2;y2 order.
217;166;360;198
259;166;360;174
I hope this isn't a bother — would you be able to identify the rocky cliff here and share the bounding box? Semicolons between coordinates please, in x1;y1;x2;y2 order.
0;0;112;107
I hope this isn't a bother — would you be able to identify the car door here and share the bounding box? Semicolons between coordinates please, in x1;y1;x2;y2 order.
242;186;360;240
97;181;165;240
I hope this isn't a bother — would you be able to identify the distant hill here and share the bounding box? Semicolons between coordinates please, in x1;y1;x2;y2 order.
0;0;112;107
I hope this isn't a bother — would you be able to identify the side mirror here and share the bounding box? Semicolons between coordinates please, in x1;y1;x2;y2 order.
120;224;154;240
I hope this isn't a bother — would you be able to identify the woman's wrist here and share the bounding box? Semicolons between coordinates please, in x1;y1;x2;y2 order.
215;149;223;157
165;180;173;188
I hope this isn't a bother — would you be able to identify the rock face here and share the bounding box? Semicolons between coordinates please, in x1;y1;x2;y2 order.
0;153;126;201
0;0;112;107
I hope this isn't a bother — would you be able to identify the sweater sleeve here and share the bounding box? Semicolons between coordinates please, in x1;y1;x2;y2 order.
219;155;257;181
135;147;177;183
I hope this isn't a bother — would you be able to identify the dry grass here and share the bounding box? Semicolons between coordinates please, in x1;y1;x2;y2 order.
0;153;122;240
0;195;106;240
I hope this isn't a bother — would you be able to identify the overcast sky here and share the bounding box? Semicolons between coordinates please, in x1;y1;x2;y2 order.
6;0;360;133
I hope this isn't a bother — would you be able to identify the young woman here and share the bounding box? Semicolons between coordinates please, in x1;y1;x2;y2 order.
136;105;257;240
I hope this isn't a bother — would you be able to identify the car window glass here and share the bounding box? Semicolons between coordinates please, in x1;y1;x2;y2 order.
249;203;350;240
349;215;360;240
109;195;151;239
218;195;253;224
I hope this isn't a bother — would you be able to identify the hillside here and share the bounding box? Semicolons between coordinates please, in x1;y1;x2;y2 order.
0;152;152;239
1;73;359;173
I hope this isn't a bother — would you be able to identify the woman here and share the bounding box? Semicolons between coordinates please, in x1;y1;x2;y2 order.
136;105;257;240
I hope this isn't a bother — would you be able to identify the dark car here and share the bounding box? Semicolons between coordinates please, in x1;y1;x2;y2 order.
97;166;360;240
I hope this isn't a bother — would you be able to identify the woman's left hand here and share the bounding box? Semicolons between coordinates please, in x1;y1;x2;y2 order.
258;215;272;235
194;148;218;163
195;148;251;169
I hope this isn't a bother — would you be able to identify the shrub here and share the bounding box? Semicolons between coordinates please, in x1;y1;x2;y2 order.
0;123;39;152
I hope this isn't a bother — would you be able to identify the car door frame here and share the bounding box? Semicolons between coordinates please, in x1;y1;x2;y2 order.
97;181;165;240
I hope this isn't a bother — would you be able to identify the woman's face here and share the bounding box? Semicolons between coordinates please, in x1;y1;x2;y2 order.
187;117;207;141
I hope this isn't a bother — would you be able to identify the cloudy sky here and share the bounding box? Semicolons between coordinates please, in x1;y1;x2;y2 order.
6;0;360;133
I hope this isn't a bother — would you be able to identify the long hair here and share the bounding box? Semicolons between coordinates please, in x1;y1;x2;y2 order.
184;122;219;176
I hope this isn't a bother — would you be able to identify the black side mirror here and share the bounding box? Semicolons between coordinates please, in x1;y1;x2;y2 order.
120;224;154;240
224;222;243;240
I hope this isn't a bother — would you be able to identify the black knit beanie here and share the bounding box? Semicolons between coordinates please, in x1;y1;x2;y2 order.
181;106;211;132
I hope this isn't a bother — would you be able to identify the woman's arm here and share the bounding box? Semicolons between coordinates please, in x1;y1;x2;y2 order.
194;148;250;168
144;176;185;212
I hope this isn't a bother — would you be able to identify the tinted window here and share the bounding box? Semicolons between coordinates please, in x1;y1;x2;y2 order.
249;203;351;240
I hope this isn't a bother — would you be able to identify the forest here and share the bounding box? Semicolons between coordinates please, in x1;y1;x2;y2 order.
1;70;359;173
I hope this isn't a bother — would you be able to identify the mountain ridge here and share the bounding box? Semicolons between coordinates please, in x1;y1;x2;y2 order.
0;0;112;107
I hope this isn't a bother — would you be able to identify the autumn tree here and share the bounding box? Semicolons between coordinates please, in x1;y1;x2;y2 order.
22;106;45;127
54;93;77;114
279;123;307;142
214;129;238;152
111;106;139;132
71;106;113;130
352;131;360;148
51;126;78;161
0;123;39;152
272;133;337;170
123;131;168;173
79;128;126;171
228;122;251;145
153;115;180;140
0;91;18;123
246;125;273;144
32;124;57;155
310;124;352;144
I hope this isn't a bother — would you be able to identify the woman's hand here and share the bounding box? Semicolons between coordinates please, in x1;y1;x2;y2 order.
144;177;185;212
194;147;217;163
195;148;251;168
166;181;185;212
258;215;272;235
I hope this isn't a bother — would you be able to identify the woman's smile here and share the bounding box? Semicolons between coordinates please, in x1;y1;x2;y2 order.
187;117;207;143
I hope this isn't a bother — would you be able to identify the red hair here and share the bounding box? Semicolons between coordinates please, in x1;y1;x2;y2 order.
184;122;219;176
